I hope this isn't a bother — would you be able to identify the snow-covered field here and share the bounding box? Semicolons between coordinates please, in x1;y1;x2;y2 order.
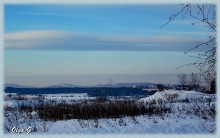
4;90;216;134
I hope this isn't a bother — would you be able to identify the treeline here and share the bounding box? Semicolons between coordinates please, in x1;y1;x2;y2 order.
5;87;156;97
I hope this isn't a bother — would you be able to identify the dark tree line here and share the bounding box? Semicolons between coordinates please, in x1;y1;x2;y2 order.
4;87;156;97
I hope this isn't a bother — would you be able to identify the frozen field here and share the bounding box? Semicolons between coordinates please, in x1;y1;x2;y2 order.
4;90;216;134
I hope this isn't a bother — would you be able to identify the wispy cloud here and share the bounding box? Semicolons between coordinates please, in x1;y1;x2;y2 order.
15;12;109;20
107;27;214;36
5;30;208;52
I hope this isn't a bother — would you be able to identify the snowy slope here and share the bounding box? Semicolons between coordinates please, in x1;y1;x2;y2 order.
139;90;215;104
4;90;216;134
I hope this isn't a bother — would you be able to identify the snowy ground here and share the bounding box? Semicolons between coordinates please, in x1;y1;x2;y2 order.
4;90;216;134
43;114;214;134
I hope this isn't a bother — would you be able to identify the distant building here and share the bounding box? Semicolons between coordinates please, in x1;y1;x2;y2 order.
132;85;145;89
206;85;211;91
175;85;190;90
142;84;165;92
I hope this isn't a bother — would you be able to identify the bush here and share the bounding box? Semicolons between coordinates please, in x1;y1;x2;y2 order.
32;99;171;121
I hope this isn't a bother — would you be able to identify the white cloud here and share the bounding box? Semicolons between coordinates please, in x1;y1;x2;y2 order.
5;30;208;52
5;30;66;40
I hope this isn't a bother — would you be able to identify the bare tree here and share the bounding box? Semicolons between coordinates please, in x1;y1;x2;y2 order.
178;73;187;86
188;72;200;90
162;4;216;92
106;78;113;88
99;79;113;101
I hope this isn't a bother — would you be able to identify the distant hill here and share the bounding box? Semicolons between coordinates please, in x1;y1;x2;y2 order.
4;84;33;89
47;83;81;88
4;82;157;96
4;83;82;89
5;82;155;89
96;82;155;88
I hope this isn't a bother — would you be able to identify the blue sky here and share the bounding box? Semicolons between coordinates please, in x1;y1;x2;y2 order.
4;4;214;86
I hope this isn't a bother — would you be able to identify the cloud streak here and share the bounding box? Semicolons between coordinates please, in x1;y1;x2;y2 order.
5;30;208;52
15;11;110;20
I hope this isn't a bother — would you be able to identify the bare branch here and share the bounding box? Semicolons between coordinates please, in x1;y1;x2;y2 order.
163;4;216;86
160;4;190;28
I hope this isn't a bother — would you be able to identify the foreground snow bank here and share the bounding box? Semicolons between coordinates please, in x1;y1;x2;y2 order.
4;90;216;134
45;115;211;134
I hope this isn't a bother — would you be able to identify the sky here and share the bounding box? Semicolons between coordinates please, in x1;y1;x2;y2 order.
4;4;214;87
